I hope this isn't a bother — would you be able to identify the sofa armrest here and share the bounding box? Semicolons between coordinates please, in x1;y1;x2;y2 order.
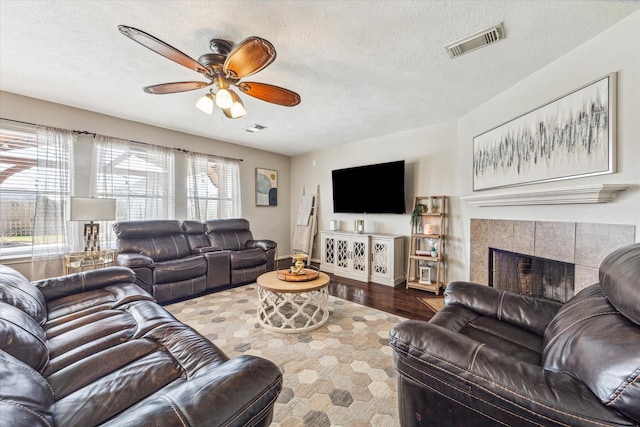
101;355;282;427
390;320;631;426
191;245;223;254
444;281;562;335
247;239;277;251
116;253;154;268
33;267;136;301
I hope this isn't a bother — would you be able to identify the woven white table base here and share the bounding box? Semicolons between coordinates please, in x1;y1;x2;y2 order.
257;286;329;333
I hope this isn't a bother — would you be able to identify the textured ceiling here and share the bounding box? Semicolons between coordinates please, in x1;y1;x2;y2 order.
1;1;638;156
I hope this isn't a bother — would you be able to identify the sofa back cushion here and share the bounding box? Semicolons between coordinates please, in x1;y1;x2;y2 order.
599;242;640;325
0;301;49;372
0;350;55;427
113;220;191;262
0;264;47;325
542;243;640;423
182;220;211;251
205;219;253;251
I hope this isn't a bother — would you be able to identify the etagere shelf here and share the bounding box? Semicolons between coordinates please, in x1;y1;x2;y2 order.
406;195;447;294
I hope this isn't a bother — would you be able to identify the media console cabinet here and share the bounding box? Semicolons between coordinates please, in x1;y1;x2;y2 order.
320;231;404;286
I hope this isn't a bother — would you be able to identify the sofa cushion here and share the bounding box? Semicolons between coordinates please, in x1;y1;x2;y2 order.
205;218;253;251
153;255;207;284
0;350;55;427
229;247;267;269
599;242;640;325
0;264;47;325
543;284;640;422
0;302;49;372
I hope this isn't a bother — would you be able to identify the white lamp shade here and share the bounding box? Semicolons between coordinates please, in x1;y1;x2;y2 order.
215;89;233;109
196;93;214;114
70;197;116;221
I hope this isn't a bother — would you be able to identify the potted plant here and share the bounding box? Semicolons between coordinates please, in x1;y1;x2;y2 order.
410;204;426;229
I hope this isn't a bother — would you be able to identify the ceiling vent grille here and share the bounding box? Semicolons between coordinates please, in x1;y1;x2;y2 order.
445;23;505;59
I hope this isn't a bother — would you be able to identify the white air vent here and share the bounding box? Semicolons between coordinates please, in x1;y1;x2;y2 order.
245;124;266;133
445;23;505;58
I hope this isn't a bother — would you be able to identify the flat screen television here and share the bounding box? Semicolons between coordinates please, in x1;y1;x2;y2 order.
332;160;406;214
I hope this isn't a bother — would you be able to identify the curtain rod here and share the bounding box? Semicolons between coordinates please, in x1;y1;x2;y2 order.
1;117;243;162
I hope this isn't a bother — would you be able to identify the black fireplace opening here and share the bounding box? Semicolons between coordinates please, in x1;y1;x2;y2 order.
489;248;575;303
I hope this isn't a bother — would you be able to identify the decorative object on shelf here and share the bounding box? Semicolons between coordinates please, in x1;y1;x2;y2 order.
424;223;434;235
256;168;278;206
410;204;426;230
419;266;432;285
329;219;339;231
426;197;434;213
70;197;116;252
354;219;364;234
473;73;616;191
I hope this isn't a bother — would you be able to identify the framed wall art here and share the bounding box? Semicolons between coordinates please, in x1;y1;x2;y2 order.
256;168;278;206
472;73;616;191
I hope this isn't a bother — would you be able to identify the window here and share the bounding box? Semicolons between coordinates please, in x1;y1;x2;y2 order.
186;151;242;221
0;120;73;262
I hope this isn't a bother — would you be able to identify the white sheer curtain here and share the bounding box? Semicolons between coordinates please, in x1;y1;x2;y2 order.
91;135;175;247
186;151;241;221
31;126;75;280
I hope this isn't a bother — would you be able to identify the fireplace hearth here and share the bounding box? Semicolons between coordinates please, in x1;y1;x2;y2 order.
489;248;575;303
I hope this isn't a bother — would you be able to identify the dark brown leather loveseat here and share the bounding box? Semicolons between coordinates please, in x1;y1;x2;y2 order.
113;218;276;303
0;264;282;426
390;242;640;427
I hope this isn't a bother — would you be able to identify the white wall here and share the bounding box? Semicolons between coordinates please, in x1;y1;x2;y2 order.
0;92;292;277
291;11;640;283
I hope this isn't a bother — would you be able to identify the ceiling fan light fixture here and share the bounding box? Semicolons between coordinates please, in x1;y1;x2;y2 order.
215;88;233;109
229;91;246;118
195;92;214;114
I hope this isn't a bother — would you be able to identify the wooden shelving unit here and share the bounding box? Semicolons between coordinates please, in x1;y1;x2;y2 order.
406;195;447;294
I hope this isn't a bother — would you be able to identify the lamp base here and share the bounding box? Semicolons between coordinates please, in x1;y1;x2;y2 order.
83;221;101;252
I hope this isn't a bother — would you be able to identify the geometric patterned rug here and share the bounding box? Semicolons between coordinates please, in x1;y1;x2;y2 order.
166;284;405;427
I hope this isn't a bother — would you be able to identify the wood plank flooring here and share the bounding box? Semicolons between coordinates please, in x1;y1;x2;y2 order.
326;273;438;322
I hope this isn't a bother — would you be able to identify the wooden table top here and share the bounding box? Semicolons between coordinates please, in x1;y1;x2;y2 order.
257;270;330;293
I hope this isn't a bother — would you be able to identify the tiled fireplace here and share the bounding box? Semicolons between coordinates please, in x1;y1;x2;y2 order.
470;219;635;294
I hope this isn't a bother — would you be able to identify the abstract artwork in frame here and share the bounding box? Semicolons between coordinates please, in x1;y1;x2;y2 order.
473;73;616;191
256;168;278;206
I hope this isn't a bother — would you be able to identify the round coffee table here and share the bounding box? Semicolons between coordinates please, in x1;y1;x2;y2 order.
256;270;330;333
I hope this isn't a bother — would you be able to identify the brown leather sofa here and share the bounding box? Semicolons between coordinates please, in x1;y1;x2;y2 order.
390;242;640;427
0;264;282;426
113;218;276;303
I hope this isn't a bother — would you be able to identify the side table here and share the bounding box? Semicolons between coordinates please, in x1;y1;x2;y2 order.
256;271;330;333
64;249;116;274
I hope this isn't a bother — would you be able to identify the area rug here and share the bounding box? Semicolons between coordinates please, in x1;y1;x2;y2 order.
418;297;446;313
166;284;405;427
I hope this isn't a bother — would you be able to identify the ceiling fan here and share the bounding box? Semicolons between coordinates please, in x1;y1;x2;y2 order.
118;25;301;119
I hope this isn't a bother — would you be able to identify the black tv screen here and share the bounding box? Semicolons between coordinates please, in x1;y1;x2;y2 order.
332;160;406;214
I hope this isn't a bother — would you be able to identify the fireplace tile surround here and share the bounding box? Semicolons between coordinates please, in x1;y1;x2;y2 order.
470;219;635;293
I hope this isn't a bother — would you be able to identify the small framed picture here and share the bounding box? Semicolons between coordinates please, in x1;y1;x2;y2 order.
256;168;278;206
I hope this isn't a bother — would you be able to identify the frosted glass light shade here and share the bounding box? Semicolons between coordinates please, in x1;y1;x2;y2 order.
70;197;116;221
215;89;233;109
196;93;214;114
229;90;246;118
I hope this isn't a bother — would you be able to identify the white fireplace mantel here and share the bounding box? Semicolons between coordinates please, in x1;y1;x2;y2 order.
460;184;629;207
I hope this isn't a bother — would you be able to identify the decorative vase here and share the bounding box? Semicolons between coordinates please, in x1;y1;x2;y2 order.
426;197;434;214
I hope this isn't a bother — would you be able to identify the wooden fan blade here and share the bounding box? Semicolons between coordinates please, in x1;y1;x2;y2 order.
143;81;212;94
237;82;301;107
224;37;276;79
118;25;209;75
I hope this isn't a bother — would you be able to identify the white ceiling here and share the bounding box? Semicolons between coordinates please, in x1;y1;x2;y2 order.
1;1;638;156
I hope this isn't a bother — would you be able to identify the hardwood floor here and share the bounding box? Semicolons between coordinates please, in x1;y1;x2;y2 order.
326;273;438;322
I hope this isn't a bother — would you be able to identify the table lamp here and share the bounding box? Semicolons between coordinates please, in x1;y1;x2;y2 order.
70;197;116;252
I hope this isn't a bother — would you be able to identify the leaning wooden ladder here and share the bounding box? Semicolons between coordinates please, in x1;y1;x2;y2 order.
292;186;319;266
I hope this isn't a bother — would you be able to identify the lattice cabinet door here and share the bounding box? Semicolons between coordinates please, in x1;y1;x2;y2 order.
351;235;369;276
320;233;336;273
335;237;351;272
369;235;404;286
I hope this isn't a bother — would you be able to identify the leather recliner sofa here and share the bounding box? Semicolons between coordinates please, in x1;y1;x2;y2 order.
390;242;640;427
113;218;276;304
0;264;282;426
